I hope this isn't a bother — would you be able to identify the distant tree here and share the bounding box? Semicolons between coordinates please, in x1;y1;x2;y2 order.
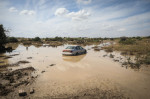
120;36;127;41
33;37;41;41
135;36;142;40
0;24;7;46
7;37;18;43
54;36;63;41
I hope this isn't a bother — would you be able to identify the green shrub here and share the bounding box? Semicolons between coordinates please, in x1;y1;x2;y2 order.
120;37;127;41
53;36;63;41
33;37;41;41
119;38;136;45
143;55;150;64
136;36;142;40
7;37;18;43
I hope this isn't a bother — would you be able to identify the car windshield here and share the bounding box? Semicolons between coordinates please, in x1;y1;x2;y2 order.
66;46;76;49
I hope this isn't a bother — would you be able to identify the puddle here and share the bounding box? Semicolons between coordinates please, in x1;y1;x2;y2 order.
0;44;150;99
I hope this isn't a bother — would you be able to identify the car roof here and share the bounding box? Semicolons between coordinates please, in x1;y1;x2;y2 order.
67;45;79;47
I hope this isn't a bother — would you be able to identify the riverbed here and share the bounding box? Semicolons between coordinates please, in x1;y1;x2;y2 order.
0;43;150;99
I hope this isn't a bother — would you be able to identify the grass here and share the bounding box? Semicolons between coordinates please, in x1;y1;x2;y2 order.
103;37;150;69
104;38;150;55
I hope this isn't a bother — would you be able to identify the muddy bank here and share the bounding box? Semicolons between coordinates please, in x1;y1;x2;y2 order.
0;67;35;96
0;60;30;70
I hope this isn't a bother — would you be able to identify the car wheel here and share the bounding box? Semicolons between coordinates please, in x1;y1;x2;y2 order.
76;52;79;55
84;50;87;54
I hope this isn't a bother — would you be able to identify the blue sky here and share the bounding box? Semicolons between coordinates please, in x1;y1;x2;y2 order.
0;0;150;38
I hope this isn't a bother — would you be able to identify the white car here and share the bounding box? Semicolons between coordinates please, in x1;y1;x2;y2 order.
62;45;87;56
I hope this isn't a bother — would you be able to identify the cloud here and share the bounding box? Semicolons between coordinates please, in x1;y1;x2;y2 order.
9;7;18;12
67;9;91;21
55;8;69;16
77;0;92;4
1;0;150;38
55;8;91;21
20;10;36;15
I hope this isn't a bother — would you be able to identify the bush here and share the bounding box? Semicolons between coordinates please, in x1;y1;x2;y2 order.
136;36;142;40
119;38;136;45
53;36;63;41
120;36;127;41
143;55;150;64
33;37;41;41
7;37;18;43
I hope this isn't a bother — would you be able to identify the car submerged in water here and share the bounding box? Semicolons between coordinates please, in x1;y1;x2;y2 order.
62;45;87;56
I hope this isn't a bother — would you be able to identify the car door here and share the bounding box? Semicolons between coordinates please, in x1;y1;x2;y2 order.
75;46;80;54
79;46;84;53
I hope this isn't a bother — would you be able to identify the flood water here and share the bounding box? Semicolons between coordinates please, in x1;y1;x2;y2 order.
1;44;150;99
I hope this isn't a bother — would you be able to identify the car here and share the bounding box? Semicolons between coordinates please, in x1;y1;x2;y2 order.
62;45;87;56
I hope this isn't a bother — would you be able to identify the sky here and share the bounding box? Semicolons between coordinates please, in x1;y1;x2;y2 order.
0;0;150;38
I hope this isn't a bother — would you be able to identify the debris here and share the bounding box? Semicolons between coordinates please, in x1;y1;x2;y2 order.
103;55;107;57
30;88;34;94
3;56;12;59
41;71;45;73
94;48;101;51
18;60;30;64
18;89;27;96
27;57;32;59
113;59;119;62
9;54;19;56
109;54;114;58
50;64;56;66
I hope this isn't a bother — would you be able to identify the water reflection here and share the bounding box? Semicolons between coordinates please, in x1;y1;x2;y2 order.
62;54;86;63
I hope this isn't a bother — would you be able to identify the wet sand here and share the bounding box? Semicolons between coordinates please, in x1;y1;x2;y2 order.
0;44;150;99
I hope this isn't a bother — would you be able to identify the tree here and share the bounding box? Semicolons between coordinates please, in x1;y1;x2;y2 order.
0;24;7;46
33;37;41;41
0;24;7;52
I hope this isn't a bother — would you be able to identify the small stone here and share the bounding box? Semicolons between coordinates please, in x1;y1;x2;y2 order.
18;89;27;96
49;64;56;66
41;71;45;73
30;88;34;94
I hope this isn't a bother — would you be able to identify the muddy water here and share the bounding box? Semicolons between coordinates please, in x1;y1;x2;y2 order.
1;44;150;99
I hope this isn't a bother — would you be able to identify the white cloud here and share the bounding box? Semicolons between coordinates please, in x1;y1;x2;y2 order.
67;10;91;21
55;8;68;16
55;8;91;21
20;10;36;15
9;7;18;12
1;0;150;38
77;0;92;4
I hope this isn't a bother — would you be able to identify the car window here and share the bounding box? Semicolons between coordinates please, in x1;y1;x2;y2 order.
66;46;75;49
76;46;80;50
79;46;83;49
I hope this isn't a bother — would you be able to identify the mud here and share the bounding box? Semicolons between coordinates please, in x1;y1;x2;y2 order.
0;67;35;96
0;43;150;99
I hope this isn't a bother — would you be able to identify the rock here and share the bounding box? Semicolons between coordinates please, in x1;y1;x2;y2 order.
4;56;12;59
30;88;34;94
41;71;45;73
27;57;32;59
50;64;56;66
113;59;119;62
18;89;27;96
94;48;101;51
18;60;30;64
103;55;107;57
109;54;114;58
